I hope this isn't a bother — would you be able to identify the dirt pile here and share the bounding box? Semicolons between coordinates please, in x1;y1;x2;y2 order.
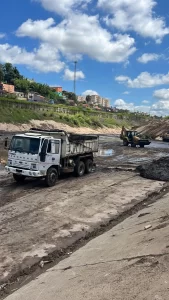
137;119;169;139
137;157;169;181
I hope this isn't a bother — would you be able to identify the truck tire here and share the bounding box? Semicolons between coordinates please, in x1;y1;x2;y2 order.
123;140;128;146
140;145;144;148
85;159;93;174
45;167;58;187
13;174;26;183
131;144;136;148
75;161;85;177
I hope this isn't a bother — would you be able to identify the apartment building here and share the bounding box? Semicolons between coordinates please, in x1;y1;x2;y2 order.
102;98;110;108
90;95;102;105
0;83;15;94
77;96;86;102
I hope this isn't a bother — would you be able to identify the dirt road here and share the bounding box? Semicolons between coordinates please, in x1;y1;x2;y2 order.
0;136;169;297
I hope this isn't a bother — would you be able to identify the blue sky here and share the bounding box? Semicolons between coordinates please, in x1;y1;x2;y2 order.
1;0;169;115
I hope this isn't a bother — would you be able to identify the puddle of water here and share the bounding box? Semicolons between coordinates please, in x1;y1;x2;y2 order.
97;149;115;157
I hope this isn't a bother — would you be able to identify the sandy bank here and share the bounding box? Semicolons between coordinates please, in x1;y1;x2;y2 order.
0;120;121;134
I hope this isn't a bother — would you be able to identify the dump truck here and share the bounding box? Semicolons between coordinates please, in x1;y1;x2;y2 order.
5;128;99;187
120;127;151;148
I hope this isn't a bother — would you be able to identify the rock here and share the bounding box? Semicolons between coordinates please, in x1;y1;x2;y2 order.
144;225;152;230
39;261;44;268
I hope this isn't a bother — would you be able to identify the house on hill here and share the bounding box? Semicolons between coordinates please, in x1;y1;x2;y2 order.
0;82;15;94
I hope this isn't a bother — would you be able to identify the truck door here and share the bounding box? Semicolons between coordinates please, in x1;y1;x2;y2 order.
45;139;61;166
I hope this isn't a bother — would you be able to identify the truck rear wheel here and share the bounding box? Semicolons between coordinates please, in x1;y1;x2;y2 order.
85;159;93;174
13;174;26;183
140;145;144;148
75;161;85;177
45;167;58;187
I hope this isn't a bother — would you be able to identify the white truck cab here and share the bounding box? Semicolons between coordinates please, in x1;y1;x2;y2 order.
5;129;98;187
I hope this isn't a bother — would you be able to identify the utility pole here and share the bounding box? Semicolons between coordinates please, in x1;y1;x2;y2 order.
74;61;77;95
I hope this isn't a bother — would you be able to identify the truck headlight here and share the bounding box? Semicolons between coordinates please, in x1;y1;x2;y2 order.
30;163;37;170
8;160;12;166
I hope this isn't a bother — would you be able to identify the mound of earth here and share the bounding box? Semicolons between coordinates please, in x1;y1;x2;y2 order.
137;157;169;181
137;119;169;139
0;120;121;135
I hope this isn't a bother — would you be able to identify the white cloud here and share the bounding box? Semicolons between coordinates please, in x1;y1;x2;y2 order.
98;0;169;43
142;100;149;104
114;99;134;110
152;89;169;115
63;68;85;80
16;16;136;63
115;72;169;88
35;0;91;16
114;98;169;116
137;53;161;64
153;89;169;100
114;99;150;113
0;33;5;39
123;91;130;95
82;90;99;96
151;101;169;116
0;43;65;73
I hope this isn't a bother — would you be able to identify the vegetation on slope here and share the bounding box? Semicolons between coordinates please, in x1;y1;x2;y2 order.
0;104;130;128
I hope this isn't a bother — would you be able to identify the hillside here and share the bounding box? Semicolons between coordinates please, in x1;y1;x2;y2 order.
137;119;169;139
0;98;154;133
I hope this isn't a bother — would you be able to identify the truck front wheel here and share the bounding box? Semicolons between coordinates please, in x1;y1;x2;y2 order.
13;174;26;183
85;159;93;174
45;167;58;187
75;161;85;177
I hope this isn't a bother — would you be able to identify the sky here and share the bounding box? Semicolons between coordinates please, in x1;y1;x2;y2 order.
1;0;169;115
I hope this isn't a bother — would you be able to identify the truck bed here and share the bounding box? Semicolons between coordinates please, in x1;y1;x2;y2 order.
29;128;99;157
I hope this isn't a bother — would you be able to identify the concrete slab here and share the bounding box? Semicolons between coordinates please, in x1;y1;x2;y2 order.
5;191;169;300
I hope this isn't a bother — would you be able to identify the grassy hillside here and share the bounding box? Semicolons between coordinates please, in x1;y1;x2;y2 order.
0;105;128;128
0;98;154;129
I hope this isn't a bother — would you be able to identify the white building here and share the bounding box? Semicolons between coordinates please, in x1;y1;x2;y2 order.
102;98;110;108
15;91;27;100
28;92;45;102
90;95;102;105
77;96;86;102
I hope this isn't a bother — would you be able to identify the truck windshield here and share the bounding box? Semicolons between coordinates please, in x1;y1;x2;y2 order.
9;137;40;154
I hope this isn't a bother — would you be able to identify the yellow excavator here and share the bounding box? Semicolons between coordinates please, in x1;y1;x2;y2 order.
120;126;151;148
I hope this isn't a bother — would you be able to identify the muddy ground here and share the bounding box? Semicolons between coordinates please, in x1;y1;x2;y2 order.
0;135;169;297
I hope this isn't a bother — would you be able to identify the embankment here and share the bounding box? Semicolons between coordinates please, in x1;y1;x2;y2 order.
138;119;169;139
0;120;121;135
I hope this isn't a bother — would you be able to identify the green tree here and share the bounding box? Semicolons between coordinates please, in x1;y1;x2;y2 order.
14;78;29;93
62;91;77;102
3;63;22;84
86;95;91;103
